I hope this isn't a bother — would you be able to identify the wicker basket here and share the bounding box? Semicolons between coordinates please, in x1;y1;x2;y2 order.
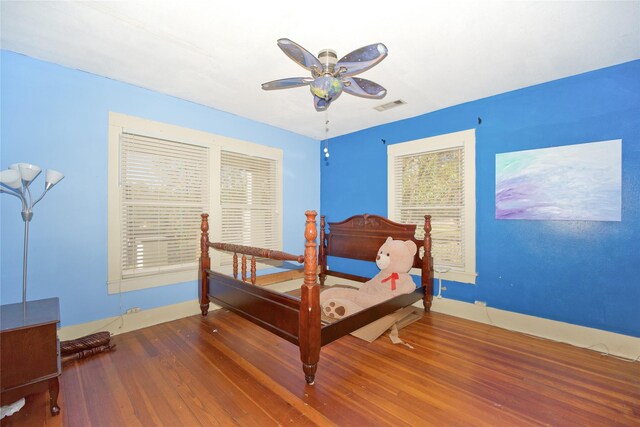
61;344;115;365
60;331;112;356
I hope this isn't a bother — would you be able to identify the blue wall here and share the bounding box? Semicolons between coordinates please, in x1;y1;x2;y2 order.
321;60;640;338
0;51;320;326
2;50;638;338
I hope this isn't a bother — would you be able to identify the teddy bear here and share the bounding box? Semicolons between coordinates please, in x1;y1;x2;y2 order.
321;236;418;319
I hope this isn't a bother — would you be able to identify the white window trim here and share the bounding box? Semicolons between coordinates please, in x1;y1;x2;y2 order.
388;128;477;284
107;112;282;294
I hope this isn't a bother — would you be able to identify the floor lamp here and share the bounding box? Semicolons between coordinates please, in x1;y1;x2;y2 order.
0;163;64;305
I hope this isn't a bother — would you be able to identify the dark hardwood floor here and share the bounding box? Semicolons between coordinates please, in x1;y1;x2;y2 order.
2;309;639;426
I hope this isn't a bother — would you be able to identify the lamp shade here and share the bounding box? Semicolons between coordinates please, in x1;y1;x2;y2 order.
10;163;42;183
45;169;65;187
0;169;23;189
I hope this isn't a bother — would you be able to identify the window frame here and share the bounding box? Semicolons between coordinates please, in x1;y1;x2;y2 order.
388;128;477;284
107;112;282;294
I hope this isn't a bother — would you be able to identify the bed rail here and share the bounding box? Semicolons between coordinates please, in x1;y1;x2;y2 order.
207;242;305;285
198;212;318;312
209;242;305;263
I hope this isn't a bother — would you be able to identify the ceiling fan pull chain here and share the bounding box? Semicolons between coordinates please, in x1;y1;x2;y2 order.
323;111;330;160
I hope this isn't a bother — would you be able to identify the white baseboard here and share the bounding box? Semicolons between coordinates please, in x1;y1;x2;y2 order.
428;297;640;361
58;299;213;340
58;281;308;340
58;279;304;340
59;286;640;362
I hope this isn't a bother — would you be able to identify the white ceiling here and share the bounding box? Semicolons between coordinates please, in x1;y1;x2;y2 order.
2;1;639;140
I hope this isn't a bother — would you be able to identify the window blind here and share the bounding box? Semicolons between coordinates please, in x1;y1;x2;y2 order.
120;133;209;278
392;147;465;269
220;150;280;264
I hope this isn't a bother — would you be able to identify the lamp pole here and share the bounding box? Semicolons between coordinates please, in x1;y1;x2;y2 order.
21;213;32;305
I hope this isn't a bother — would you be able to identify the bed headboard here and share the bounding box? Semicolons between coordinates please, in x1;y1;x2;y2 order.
321;213;430;269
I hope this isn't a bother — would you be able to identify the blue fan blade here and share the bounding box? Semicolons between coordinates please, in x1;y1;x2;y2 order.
277;39;323;73
262;77;313;90
342;77;387;99
336;43;388;77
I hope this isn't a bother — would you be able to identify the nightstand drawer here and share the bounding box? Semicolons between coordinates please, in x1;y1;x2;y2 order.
1;323;58;388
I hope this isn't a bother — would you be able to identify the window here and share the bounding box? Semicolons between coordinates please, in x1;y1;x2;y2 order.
388;129;476;284
219;150;280;265
108;113;282;293
119;133;209;281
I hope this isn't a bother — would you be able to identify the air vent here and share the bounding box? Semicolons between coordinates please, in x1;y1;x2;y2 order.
374;99;406;112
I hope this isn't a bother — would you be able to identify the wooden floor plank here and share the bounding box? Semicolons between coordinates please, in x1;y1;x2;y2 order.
175;317;334;426
2;310;638;426
159;320;287;425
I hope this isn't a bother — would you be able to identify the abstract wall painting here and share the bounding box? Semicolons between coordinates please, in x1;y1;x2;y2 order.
496;140;621;221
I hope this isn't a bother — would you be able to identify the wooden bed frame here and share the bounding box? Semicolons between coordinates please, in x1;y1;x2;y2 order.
198;211;433;384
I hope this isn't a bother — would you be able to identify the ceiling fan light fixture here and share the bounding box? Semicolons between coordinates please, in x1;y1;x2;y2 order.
262;39;388;111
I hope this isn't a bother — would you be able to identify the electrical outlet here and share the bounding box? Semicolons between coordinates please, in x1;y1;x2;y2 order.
474;300;487;307
125;307;141;314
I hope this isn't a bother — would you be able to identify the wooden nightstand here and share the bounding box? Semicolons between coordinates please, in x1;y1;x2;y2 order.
0;297;61;416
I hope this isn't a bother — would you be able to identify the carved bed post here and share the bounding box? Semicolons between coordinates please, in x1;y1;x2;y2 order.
299;210;320;385
199;214;211;316
422;215;434;312
318;215;327;287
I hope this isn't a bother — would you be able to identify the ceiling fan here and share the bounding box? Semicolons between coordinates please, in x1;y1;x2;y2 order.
262;38;388;112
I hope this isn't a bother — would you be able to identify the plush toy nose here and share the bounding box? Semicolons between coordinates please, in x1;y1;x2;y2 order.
376;255;380;261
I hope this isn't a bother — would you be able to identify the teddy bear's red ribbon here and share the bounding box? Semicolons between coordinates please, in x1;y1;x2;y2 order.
381;273;399;291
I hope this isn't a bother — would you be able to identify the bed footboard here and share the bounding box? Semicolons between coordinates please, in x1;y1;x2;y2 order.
199;211;321;384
